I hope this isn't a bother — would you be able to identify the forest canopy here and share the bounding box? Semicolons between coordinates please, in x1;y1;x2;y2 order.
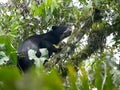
0;0;120;90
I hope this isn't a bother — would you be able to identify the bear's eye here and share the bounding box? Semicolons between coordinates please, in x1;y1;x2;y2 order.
52;26;57;30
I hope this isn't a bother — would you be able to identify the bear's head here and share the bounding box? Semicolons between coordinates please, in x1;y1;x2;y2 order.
52;25;72;41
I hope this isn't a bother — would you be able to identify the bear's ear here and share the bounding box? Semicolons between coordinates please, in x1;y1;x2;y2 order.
52;26;58;30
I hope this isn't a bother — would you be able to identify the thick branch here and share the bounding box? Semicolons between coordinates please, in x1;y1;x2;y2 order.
44;15;120;71
44;17;93;70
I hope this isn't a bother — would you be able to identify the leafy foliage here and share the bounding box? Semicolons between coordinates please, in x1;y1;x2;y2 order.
0;0;120;90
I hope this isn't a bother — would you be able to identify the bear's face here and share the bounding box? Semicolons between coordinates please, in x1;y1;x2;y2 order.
52;25;72;41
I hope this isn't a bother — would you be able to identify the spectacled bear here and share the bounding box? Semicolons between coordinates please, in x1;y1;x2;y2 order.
17;25;71;72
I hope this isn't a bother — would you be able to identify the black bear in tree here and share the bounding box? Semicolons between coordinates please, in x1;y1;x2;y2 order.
17;25;71;72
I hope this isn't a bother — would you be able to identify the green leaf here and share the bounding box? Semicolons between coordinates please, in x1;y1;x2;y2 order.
0;66;21;90
38;4;46;16
79;65;89;90
0;35;17;64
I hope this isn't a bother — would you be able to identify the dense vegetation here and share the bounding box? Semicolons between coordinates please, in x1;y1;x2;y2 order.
0;0;120;90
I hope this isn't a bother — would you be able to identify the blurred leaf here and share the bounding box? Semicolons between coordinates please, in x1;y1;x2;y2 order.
79;64;90;90
0;66;21;90
68;65;77;90
0;35;17;64
104;68;116;90
94;65;103;90
16;68;64;90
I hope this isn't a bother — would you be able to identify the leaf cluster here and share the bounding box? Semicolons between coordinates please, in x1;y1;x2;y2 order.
0;0;120;90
